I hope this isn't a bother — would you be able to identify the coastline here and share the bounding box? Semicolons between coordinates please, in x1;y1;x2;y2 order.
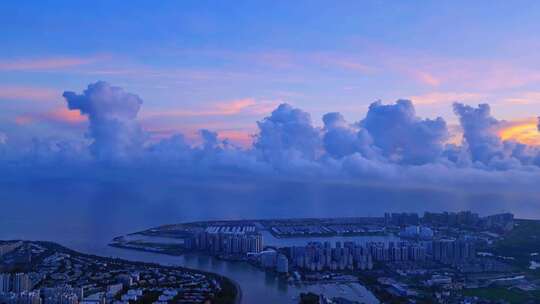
230;278;243;304
3;240;241;304
109;242;242;303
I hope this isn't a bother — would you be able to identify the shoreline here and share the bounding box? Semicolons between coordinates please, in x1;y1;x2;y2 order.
109;242;243;303
2;240;242;304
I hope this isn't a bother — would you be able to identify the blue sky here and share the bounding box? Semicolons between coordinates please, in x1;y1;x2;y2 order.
2;1;540;146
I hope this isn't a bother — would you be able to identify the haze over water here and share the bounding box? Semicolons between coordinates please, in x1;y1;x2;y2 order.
1;177;538;246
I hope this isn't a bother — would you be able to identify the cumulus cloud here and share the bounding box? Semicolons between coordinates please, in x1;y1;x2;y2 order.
361;100;448;164
62;81;144;160
321;112;378;160
200;129;220;150
453;103;503;165
2;81;540;218
452;103;540;169
5;82;540;175
146;134;193;163
254;103;321;165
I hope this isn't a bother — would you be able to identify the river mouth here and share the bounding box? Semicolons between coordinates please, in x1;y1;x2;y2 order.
108;227;391;304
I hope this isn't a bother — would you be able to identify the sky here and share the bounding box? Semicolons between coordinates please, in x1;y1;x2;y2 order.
2;1;540;146
2;1;540;218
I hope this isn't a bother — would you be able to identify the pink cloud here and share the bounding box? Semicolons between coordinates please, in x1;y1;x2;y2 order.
143;98;278;119
0;85;59;102
45;108;87;125
333;60;374;73
389;54;540;90
409;91;484;105
14;115;34;125
14;108;87;127
412;71;441;87
503;92;540;105
0;56;101;71
428;61;540;91
146;127;255;148
310;53;375;74
215;98;257;115
346;40;540;90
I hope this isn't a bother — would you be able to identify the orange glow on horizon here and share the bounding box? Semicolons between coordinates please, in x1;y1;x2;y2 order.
498;118;540;145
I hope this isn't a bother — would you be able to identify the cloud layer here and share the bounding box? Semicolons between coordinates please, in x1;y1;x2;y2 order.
1;82;540;214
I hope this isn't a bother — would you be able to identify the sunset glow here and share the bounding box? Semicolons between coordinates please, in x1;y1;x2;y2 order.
498;118;540;145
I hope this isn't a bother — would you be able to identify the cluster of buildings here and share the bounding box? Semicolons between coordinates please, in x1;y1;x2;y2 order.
0;290;41;304
367;242;429;263
0;273;84;304
284;241;431;272
42;286;83;304
0;273;32;293
0;269;218;304
264;218;385;238
432;239;477;263
0;242;23;258
423;211;514;232
257;238;478;275
284;241;374;272
184;226;263;255
423;211;481;227
398;225;434;240
385;211;515;233
0;273;41;304
259;251;290;273
0;241;228;304
384;213;420;226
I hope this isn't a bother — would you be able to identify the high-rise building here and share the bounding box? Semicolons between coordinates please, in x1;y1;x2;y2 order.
0;273;11;293
18;291;42;304
432;238;476;263
188;230;263;254
260;250;277;268
276;254;289;273
13;273;31;293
